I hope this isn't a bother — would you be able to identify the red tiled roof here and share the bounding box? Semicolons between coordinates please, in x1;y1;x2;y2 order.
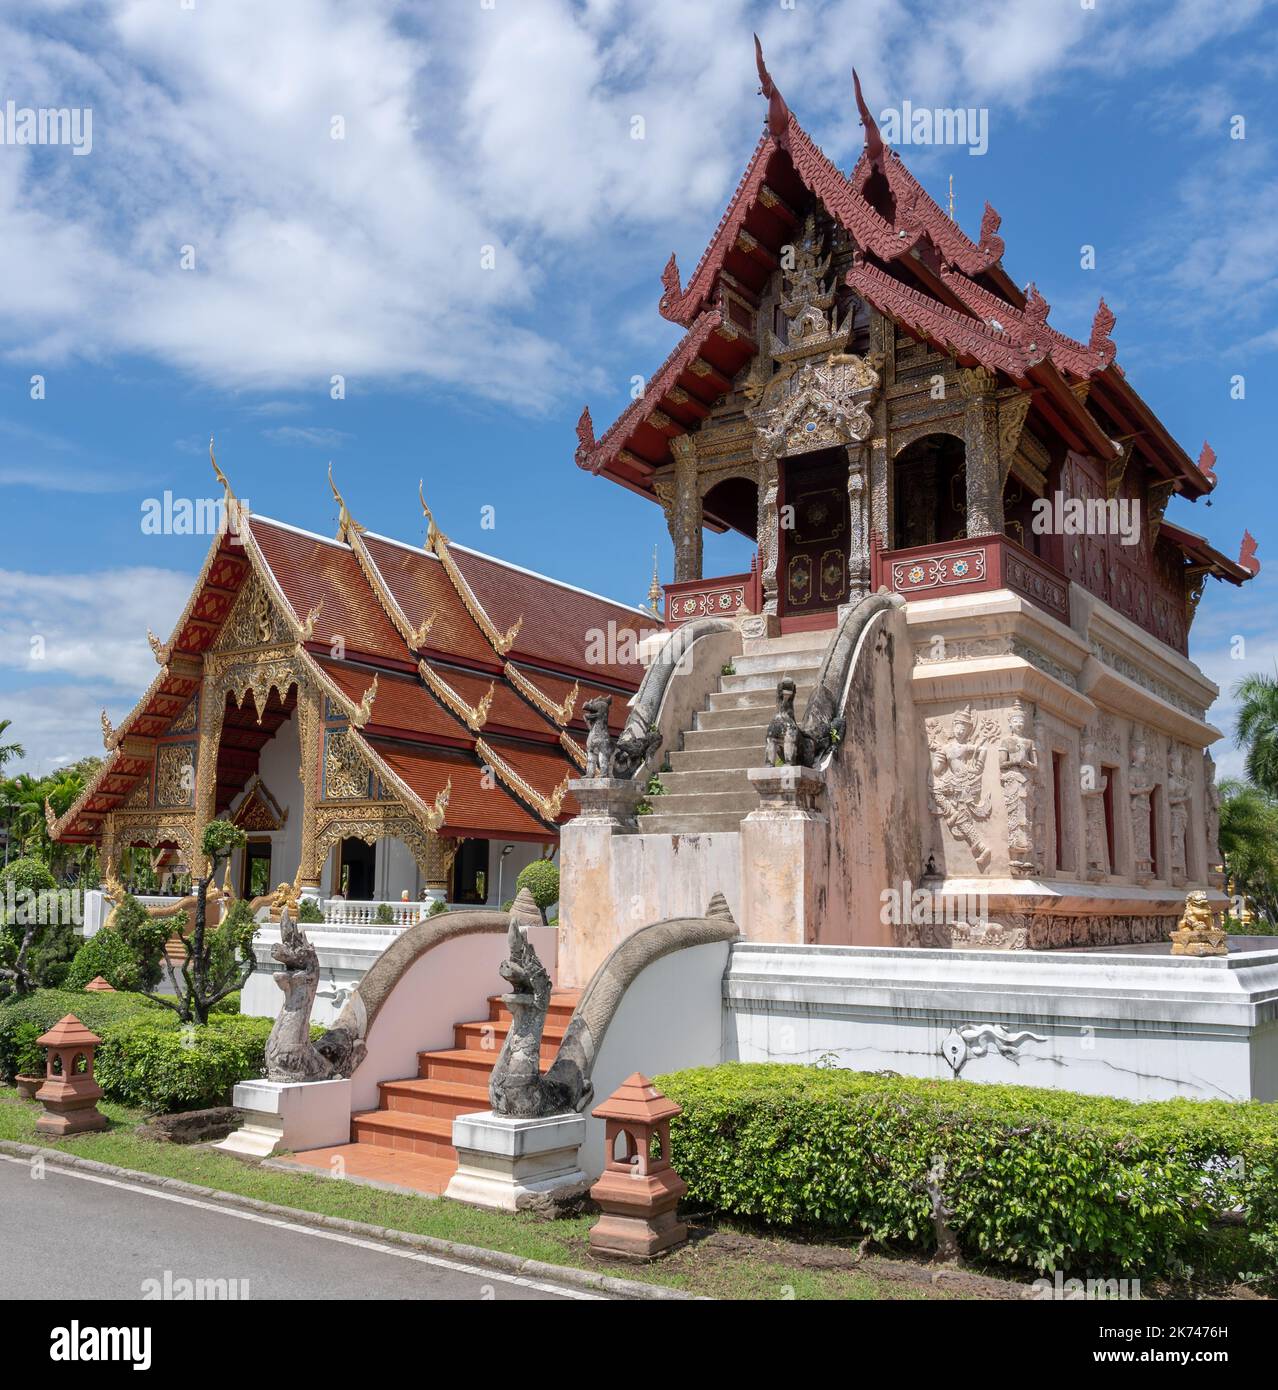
361;534;500;671
252;519;408;666
449;545;659;687
369;738;552;840
314;659;466;744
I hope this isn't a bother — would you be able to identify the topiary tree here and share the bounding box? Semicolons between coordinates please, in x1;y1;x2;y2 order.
131;820;252;1024
297;897;325;924
0;856;60;998
515;858;560;923
374;902;396;925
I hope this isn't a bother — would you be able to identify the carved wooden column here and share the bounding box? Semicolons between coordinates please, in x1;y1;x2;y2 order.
191;671;223;875
669;434;702;583
959;366;1003;538
846;443;870;598
870;435;890;559
98;813;118;888
755;453;780;615
294;681;325;893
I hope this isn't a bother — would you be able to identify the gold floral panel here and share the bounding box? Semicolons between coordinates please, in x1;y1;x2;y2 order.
155;743;196;808
323;728;373;800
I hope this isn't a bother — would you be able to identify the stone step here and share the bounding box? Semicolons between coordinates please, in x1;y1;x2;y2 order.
350;1108;457;1160
707;682;814;712
741;632;831;661
681;724;768;753
695;705;777;732
656;768;754;796
719;666;820;691
378;1077;491;1121
640;811;747;834
668;745;766;772
644;789;757;816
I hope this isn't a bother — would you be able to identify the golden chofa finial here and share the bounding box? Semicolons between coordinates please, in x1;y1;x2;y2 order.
209;434;231;496
647;545;662;615
418;478;444;548
328;462;364;542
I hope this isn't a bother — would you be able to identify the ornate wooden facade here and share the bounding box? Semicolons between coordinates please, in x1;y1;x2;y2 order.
576;45;1257;648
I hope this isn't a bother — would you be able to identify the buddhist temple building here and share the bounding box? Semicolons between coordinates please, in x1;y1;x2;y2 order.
559;43;1260;962
48;463;659;910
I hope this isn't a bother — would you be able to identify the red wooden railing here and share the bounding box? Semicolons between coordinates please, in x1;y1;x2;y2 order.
872;533;1071;624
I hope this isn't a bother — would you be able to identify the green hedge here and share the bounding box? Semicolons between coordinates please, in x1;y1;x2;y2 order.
0;988;291;1112
95;1015;275;1112
0;987;167;1077
655;1063;1278;1284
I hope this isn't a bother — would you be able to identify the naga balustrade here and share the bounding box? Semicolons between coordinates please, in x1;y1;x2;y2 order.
872;533;1071;626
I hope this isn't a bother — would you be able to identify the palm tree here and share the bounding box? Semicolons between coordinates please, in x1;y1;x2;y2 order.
1219;778;1278;925
0;720;23;768
1234;670;1278;798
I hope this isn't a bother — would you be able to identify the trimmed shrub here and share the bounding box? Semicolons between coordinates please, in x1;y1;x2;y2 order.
297;898;325;924
65;929;149;993
95;1014;276;1112
0;857;57;903
427;898;447;917
0;987;167;1080
374;902;396;925
515;859;559;919
10;1022;44;1078
210;990;241;1016
656;1063;1278;1285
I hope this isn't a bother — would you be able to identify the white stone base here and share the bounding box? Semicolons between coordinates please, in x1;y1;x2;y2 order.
215;1077;352;1158
445;1110;587;1211
725;940;1278;1102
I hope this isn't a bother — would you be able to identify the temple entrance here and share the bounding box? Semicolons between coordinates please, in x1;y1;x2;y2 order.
779;449;850;617
337;837;376;899
893;434;967;549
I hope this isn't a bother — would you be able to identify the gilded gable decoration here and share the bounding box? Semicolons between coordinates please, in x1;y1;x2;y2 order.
323;727;373;801
232;774;289;832
155;744;196;808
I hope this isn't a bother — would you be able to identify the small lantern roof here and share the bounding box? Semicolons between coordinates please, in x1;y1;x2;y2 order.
83;976;116;992
36;1014;103;1049
591;1072;681;1124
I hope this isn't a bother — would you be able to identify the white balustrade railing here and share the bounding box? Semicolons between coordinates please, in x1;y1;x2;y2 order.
321;898;442;928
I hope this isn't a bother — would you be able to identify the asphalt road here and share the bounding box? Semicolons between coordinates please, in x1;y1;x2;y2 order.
0;1156;598;1301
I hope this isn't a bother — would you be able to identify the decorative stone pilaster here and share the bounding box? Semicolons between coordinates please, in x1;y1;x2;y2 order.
669;434;702;583
846;443;870;598
959;366;1002;537
1129;727;1156;885
756;455;781;616
739;766;828;945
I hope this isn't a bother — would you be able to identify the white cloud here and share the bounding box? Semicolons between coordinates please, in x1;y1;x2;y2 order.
0;566;190;686
262;425;352;449
1;0;1268;410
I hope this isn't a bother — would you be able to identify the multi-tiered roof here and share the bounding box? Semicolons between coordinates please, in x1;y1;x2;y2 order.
575;41;1256;591
50;463;659;850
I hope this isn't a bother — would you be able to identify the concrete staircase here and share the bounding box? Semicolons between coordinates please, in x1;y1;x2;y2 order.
345;988;581;1188
641;630;830;834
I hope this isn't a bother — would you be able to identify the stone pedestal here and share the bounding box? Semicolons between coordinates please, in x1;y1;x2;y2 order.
566;777;645;828
739;766;828;945
215;1077;352;1158
445;1110;588;1211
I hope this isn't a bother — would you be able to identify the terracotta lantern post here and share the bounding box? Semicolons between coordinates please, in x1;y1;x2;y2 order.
34;1014;109;1136
83;975;116;993
588;1073;688;1261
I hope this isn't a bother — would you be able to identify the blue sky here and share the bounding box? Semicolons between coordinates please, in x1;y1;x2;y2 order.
1;0;1275;777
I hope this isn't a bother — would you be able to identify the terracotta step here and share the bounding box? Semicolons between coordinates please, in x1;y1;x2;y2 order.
454;1017;567;1054
378;1077;491;1120
486;994;579;1026
417;1047;558;1085
350;1109;457;1160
